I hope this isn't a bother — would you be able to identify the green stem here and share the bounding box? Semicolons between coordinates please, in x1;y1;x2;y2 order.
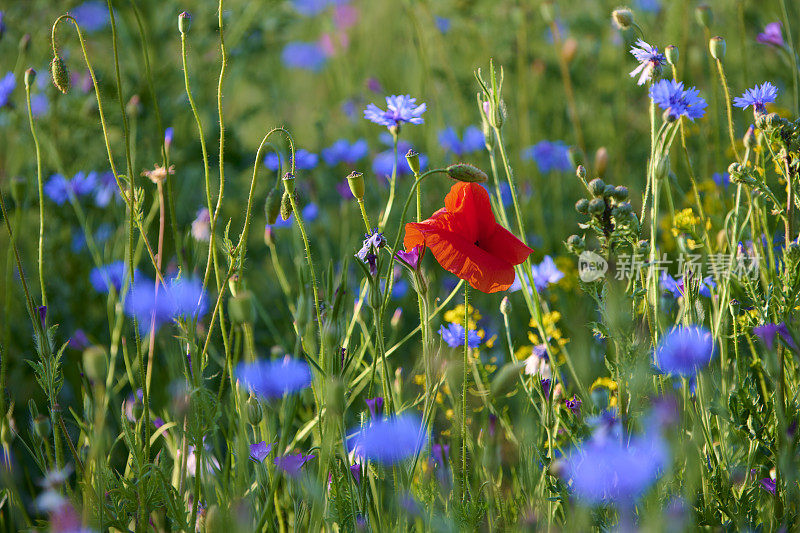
461;283;469;501
24;75;47;310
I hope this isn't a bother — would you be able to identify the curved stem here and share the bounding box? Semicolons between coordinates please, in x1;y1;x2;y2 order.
24;77;47;309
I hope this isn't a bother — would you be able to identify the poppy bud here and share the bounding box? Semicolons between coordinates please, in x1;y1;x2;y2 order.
279;191;293;221
665;45;679;66
588;178;606;197
10;177;26;204
281;172;295;194
246;396;262;426
51;55;70;94
228;290;254;324
264;187;281;225
709;36;725;60
566;234;585;253
446;163;488;183
594;147;608;177
500;296;511;315
178;11;191;33
347;171;365;200
611;8;634;30
575;198;589;214
24;68;36;89
588;197;606;216
405;150;420;175
82;346;107;382
33;415;51;440
695;4;712;28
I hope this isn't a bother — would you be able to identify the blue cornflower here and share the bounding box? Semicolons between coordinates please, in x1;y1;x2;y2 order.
0;72;15;107
44;171;97;205
649;79;707;121
291;0;334;16
563;431;668;505
322;138;368;166
71;1;109;32
753;322;797;351
435;16;451;33
629;39;666;85
236;357;312;399
634;0;661;12
654;325;715;376
348;414;426;465
364;95;427;128
264;149;318;171
712;172;730;189
125;276;208;332
733;82;778;114
30;93;49;116
438;323;481;348
522;141;572;173
89;261;140;293
281;42;327;71
438;125;485;156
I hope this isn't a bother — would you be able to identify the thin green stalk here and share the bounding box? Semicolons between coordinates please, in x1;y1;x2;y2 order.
714;58;742;163
24;73;47;310
461;283;469;500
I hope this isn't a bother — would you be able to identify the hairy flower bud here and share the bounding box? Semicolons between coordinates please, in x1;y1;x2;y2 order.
500;296;511;315
611;8;634;30
576;165;587;181
588;178;606;197
575;198;590;214
588;197;606;216
246;396;262;426
282;172;296;194
51;55;70;94
709;36;726;60
24;68;36;89
446;163;489;183
611;185;629;201
279;191;293;221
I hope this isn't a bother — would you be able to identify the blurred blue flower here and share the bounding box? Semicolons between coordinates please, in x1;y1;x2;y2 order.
734;82;778;114
654;325;715;376
71;1;109;32
71;224;112;252
31;93;49;116
712;172;730;189
44;171;98;205
322;138;368;165
372;148;427;177
634;0;661;12
0;72;15;107
438;323;481;348
93;171;118;207
438;125;485;156
629;39;666;85
753;322;797;351
522;141;571;173
281;42;327;71
291;0;333;16
164;127;174;147
364;95;426;128
757;22;784;48
274;453;314;476
264;149;318;171
235;357;312;399
659;273;715;298
125;276;209;332
510;256;563;292
563;431;668;505
90;261;140;293
249;441;274;463
349;414;426;465
650;80;708;121
435;16;451;33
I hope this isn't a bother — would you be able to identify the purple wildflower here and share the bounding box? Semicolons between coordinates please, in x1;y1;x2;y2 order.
235;356;312;399
565;395;582;416
349;414;426;465
281;42;327;71
438;323;481;348
396;246;422;269
438;126;485;156
322;138;368;166
274;453;314;476
522;141;572;173
0;72;15;107
654;325;715;376
365;397;384;418
249;441;274;463
757;22;784;48
753;322;797;351
649;79;708;121
71;1;109;32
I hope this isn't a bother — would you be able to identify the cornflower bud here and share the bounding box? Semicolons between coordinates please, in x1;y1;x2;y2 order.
588;178;606;197
588;197;606;216
575;198;590;214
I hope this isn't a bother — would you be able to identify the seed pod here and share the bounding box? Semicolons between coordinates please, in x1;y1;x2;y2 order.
51;55;70;94
709;36;726;60
446;163;488;183
405;150;420;175
347;171;365;200
178;11;191;33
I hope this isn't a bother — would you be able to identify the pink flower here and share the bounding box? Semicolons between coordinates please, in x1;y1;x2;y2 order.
333;4;359;29
757;22;784;47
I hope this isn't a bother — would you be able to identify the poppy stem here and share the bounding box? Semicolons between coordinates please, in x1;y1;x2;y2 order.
461;283;469;500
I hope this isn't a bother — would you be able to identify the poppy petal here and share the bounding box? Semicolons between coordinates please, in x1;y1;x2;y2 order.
405;222;516;293
480;224;534;266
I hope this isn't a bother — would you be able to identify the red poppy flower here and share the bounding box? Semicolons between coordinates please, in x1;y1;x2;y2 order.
403;182;533;293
